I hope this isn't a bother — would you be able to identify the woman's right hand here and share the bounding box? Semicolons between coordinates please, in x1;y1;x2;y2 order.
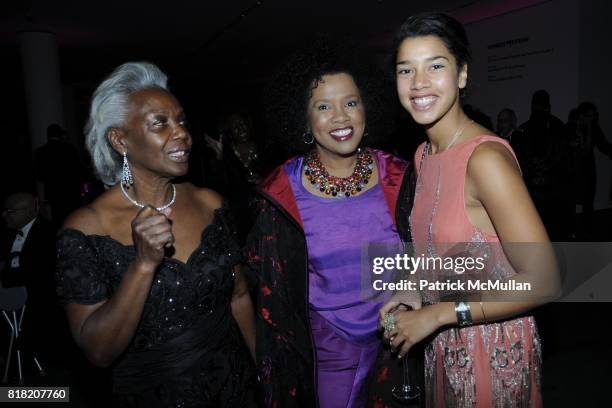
131;206;173;270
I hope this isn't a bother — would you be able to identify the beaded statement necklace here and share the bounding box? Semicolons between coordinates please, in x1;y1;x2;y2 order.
303;148;374;198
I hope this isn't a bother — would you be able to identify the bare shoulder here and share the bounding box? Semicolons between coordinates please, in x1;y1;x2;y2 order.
62;204;104;235
469;140;518;175
61;188;119;235
462;122;516;170
466;140;525;204
178;183;223;212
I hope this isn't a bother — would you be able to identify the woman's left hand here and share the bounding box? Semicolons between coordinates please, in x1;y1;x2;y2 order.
204;133;223;160
382;306;441;358
378;290;422;331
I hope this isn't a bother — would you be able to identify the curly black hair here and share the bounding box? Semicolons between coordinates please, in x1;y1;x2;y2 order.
264;38;395;156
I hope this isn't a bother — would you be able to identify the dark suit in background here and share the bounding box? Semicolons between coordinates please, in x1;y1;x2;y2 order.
1;192;69;366
1;216;65;360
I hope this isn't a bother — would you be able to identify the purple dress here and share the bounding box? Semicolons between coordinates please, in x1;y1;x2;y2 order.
287;157;401;408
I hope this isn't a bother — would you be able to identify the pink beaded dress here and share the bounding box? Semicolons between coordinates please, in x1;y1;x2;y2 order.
410;135;542;407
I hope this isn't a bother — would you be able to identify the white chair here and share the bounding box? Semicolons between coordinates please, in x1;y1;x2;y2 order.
0;286;45;384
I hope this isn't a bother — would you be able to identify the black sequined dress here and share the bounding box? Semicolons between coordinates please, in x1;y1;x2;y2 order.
56;206;256;407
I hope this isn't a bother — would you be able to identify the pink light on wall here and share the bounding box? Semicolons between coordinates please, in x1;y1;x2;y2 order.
450;0;551;24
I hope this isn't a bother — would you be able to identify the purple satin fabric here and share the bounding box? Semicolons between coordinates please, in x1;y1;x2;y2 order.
310;311;379;408
286;156;400;345
285;156;399;407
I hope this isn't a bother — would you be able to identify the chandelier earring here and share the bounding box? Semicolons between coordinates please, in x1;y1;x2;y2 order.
122;151;134;187
302;131;314;145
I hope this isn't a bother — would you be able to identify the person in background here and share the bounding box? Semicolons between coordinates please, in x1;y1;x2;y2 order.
34;124;83;226
512;90;573;240
496;108;522;143
204;111;264;244
568;102;612;237
1;192;60;362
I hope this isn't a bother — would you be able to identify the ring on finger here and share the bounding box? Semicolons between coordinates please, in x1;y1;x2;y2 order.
382;313;396;332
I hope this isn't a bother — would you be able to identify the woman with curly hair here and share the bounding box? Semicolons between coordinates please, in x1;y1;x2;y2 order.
244;42;414;407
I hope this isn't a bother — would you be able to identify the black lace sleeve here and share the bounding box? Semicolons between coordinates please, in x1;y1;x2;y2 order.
56;228;109;305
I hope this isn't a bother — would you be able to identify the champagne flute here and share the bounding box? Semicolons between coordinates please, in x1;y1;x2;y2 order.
391;352;421;404
387;304;421;405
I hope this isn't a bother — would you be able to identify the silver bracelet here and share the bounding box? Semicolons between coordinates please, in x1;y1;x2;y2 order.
455;301;473;326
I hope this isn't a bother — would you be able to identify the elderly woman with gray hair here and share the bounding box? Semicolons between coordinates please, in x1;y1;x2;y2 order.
56;62;256;407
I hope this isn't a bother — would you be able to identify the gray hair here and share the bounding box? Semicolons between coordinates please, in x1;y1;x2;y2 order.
85;62;168;185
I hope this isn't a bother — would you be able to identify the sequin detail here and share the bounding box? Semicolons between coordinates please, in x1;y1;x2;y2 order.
411;137;542;408
56;204;256;407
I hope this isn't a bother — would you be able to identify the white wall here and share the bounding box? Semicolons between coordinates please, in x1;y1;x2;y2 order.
463;0;612;210
464;0;579;126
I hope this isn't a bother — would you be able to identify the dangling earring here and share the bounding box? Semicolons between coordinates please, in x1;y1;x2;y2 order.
363;129;369;138
302;131;314;145
122;152;134;187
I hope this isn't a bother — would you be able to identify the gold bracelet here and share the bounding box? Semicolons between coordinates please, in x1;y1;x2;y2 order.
479;301;487;323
